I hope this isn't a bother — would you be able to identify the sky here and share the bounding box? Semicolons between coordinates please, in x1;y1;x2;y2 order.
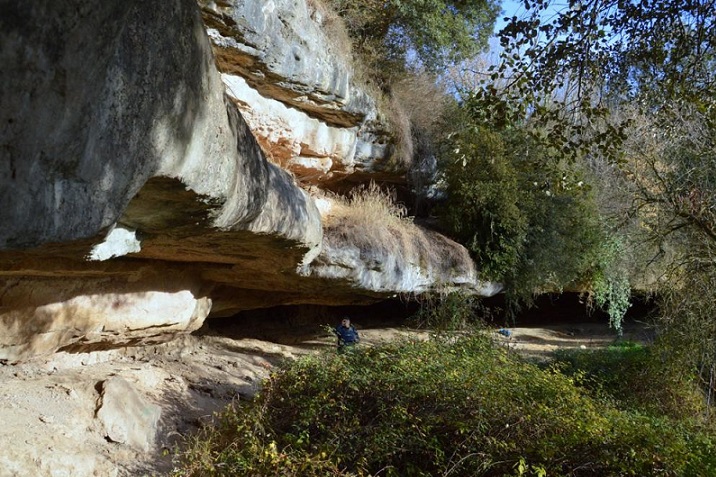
494;0;527;33
489;0;565;53
482;0;527;58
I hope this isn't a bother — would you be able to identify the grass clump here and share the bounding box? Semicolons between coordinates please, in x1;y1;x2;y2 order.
172;334;715;476
342;181;410;227
320;183;472;280
321;182;411;230
322;182;415;257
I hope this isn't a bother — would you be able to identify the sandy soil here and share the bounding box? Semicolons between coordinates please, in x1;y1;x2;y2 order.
494;321;653;361
0;320;646;476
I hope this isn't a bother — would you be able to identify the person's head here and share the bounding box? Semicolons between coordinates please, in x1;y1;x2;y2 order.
341;318;351;328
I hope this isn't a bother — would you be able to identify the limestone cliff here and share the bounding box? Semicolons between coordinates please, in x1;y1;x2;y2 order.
0;0;498;361
198;0;397;184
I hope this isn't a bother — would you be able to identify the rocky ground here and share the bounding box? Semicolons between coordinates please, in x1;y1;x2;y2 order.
0;319;649;477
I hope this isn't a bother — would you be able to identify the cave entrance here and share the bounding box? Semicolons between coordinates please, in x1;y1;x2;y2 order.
200;300;420;345
199;292;655;345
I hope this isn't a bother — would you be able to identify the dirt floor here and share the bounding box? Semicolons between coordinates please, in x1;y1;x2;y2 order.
0;318;648;476
494;321;654;361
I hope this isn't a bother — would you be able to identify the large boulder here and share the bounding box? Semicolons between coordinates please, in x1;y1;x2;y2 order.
0;0;321;360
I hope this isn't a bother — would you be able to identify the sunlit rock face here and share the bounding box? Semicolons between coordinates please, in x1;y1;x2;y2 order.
0;0;498;361
307;195;502;297
311;230;503;297
0;0;321;360
0;281;209;361
197;0;398;184
198;0;371;127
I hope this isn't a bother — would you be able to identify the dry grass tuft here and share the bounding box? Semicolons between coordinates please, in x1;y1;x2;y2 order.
317;183;472;280
392;73;450;139
306;0;355;67
319;182;415;264
385;93;415;169
387;72;451;170
323;182;410;230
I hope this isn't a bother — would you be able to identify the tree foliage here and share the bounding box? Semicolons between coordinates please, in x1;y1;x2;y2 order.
438;119;525;281
488;0;716;385
489;0;716;162
326;0;500;74
621;106;716;395
437;100;608;307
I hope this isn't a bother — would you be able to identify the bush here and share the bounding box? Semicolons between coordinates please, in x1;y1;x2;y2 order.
172;335;716;476
408;291;490;332
437;112;607;306
553;341;708;421
438;122;525;281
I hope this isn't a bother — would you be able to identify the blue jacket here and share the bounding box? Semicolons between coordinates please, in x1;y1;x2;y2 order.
335;324;359;345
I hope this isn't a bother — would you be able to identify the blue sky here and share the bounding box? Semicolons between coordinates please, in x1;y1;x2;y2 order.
494;0;568;33
494;0;526;33
484;0;527;55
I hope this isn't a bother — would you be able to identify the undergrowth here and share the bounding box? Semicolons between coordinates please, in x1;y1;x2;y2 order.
172;334;715;476
407;291;487;332
554;340;708;422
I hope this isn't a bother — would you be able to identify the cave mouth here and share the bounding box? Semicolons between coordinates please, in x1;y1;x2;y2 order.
480;292;657;326
199;292;656;345
199;300;421;345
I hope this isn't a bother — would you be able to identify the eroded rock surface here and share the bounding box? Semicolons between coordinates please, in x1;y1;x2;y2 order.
198;0;372;127
313;227;502;297
96;376;162;451
199;0;399;184
0;0;497;364
0;0;321;360
309;195;500;296
0;334;286;476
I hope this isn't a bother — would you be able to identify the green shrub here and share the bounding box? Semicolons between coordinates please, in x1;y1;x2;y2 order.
172;335;715;476
438;115;607;300
553;341;708;421
438;123;526;282
407;291;485;332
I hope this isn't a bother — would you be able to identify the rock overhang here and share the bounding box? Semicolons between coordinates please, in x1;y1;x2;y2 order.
0;0;499;361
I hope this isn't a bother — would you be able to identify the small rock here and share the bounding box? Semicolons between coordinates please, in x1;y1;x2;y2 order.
95;376;161;451
39;415;55;424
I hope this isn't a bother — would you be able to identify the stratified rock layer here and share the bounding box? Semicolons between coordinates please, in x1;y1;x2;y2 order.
199;0;398;184
198;0;371;127
0;0;320;360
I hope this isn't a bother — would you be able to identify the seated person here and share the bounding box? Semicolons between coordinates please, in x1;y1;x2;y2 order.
334;317;359;351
